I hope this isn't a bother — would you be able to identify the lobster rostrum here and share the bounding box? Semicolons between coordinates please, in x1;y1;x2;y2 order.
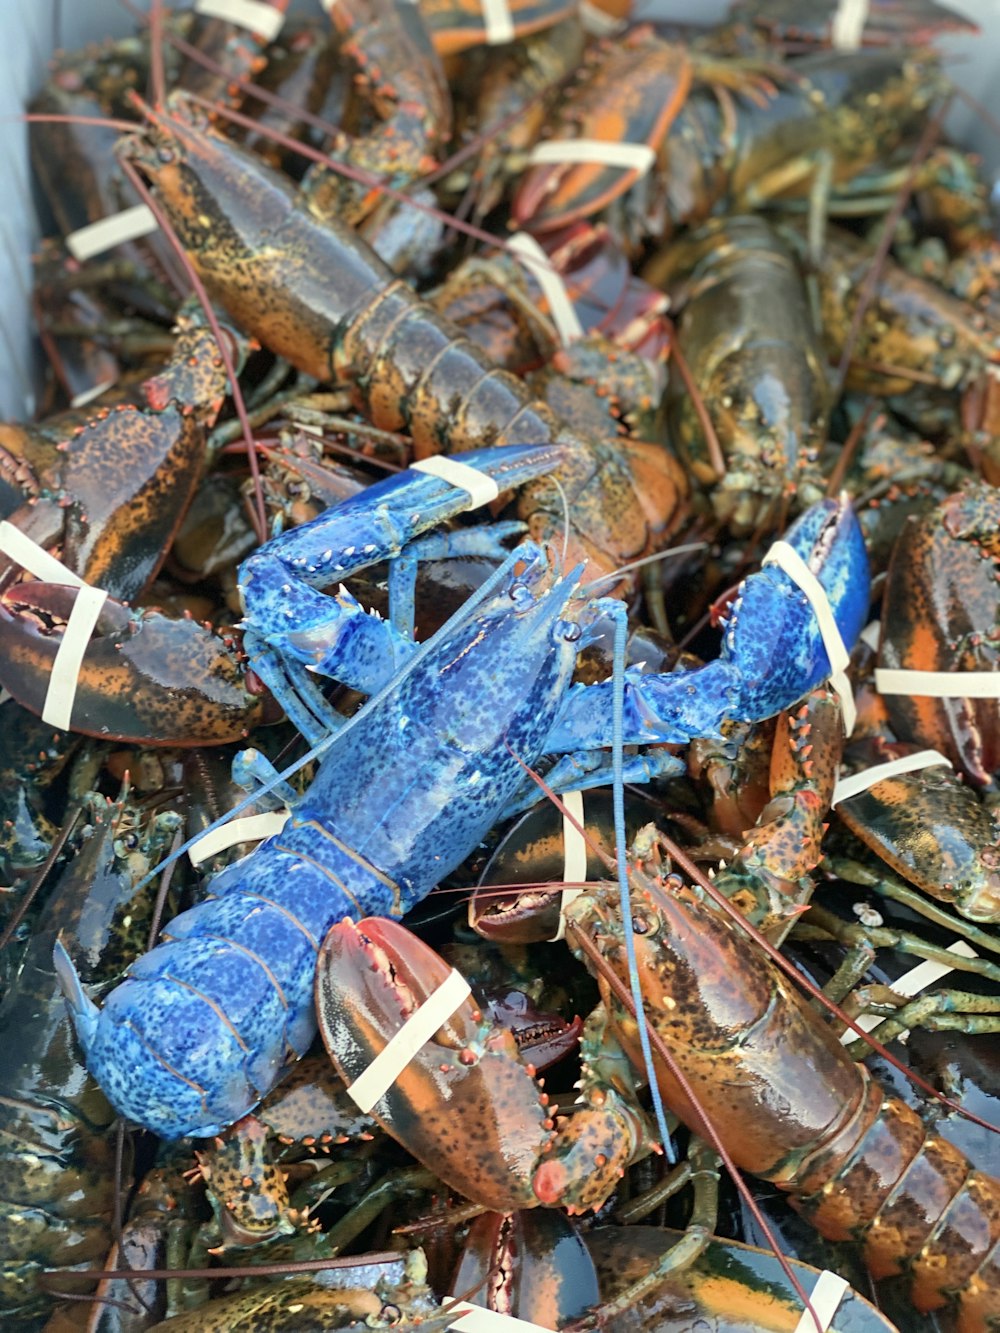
54;449;868;1142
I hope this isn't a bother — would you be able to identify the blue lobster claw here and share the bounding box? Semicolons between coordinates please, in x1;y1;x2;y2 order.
238;443;565;741
544;496;871;750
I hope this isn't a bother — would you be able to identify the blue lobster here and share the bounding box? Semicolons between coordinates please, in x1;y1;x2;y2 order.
56;444;870;1140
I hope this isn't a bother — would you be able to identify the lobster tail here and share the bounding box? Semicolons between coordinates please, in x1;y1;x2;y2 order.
790;1086;1000;1325
61;831;403;1140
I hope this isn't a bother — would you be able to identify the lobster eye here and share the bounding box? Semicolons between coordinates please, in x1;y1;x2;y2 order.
561;621;582;642
156;145;177;165
509;581;533;608
631;914;651;935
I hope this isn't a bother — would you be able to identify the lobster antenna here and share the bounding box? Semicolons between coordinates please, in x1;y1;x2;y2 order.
42;1250;404;1291
578;540;709;595
147;0;167;110
0;802;84;952
551;473;570;571
609;598;677;1164
21;112;137;132
669;334;725;481
125;542;536;900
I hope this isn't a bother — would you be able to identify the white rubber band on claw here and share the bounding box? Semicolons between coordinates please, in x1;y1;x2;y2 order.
526;139;656;176
762;540;856;736
840;941;978;1044
875;667;1000;698
0;522;86;587
481;0;515;44
43;584;108;730
194;0;286;40
508;232;584;347
188;810;290;866
831;750;952;807
0;523;109;731
66;205;159;262
831;0;869;49
792;1270;850;1333
448;1306;557;1333
410;456;500;509
859;619;881;652
552;789;587;941
347;968;471;1113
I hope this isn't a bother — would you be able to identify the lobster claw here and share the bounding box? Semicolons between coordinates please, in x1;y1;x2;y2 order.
316;919;649;1216
878;484;1000;788
512;34;693;236
0;583;262;744
652;494;870;738
315;918;554;1214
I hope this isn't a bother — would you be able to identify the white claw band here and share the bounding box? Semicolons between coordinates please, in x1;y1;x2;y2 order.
44;584;108;730
792;1270;850;1333
447;1306;557;1333
762;540;856;736
552;789;587;941
410;456;500;509
193;0;286;39
831;750;952;807
188;810;290;866
66;205;159;262
0;522;86;587
347;968;471;1113
0;522;110;732
480;0;515;44
859;619;881;652
526;139;656;176
875;667;1000;698
508;232;584;347
831;0;870;49
840;941;978;1044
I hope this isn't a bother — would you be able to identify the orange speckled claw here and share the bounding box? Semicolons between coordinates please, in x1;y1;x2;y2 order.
315;918;555;1214
512;33;692;234
0;584;262;745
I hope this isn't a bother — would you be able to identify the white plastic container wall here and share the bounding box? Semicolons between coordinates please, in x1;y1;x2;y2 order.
2;0;995;420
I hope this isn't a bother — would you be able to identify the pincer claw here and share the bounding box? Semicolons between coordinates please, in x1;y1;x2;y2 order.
0;583;262;744
316;917;554;1214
